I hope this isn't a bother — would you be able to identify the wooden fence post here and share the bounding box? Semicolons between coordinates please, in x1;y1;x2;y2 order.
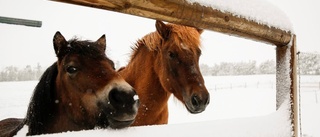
276;35;299;137
290;35;299;137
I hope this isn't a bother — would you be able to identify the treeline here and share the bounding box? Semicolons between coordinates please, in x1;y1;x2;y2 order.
0;53;319;81
298;52;320;75
200;60;275;76
0;64;44;82
200;52;320;76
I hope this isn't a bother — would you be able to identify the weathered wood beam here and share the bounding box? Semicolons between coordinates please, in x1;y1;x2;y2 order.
0;16;42;28
52;0;291;46
290;35;299;137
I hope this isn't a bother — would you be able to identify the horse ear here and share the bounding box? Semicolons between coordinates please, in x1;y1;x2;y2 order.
96;34;106;52
53;31;68;56
156;20;171;40
196;28;204;34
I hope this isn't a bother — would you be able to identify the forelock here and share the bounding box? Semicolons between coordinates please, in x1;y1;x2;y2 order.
168;23;202;53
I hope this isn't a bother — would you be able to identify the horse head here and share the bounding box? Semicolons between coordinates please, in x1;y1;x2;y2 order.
154;21;210;114
25;32;139;135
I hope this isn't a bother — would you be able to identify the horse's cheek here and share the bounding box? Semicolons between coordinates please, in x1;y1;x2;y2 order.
81;94;99;117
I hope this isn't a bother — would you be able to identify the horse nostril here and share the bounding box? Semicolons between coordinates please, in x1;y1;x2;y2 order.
191;95;200;108
109;88;138;110
109;89;127;105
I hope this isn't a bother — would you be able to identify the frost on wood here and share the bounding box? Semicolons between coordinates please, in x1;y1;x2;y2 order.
186;0;293;32
275;39;294;136
276;44;292;109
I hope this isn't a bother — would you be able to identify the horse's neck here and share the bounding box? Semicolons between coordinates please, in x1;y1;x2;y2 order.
51;115;81;133
45;103;88;133
40;87;89;133
122;46;171;102
27;105;76;134
125;62;158;88
121;45;172;125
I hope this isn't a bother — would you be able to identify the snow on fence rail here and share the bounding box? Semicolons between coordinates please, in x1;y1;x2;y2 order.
50;0;298;136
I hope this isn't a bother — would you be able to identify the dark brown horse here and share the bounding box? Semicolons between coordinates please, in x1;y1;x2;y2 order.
119;21;210;126
0;32;139;136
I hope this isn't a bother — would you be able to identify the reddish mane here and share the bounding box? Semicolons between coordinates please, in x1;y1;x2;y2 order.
131;23;202;60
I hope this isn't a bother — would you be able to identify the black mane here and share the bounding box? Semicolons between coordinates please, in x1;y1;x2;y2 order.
57;39;106;60
25;62;58;135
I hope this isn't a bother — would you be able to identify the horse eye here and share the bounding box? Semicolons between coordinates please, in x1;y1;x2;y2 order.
168;51;177;59
66;66;78;74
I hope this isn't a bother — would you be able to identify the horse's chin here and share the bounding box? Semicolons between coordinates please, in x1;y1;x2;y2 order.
185;103;205;114
107;118;135;129
96;114;135;129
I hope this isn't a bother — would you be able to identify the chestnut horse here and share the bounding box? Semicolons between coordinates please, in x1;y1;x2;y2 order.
119;21;210;126
0;32;139;136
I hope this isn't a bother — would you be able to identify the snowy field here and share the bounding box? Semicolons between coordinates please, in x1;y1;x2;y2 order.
0;75;319;137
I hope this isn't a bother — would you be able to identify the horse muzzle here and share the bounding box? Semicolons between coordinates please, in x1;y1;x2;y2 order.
185;93;210;114
107;87;139;128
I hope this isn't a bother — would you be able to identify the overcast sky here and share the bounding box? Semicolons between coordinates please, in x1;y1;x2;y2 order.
0;0;319;69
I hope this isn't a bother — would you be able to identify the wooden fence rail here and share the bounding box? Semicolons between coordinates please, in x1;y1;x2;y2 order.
52;0;292;46
0;16;42;27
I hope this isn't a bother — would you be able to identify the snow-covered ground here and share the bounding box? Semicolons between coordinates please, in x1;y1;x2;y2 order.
0;75;319;137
